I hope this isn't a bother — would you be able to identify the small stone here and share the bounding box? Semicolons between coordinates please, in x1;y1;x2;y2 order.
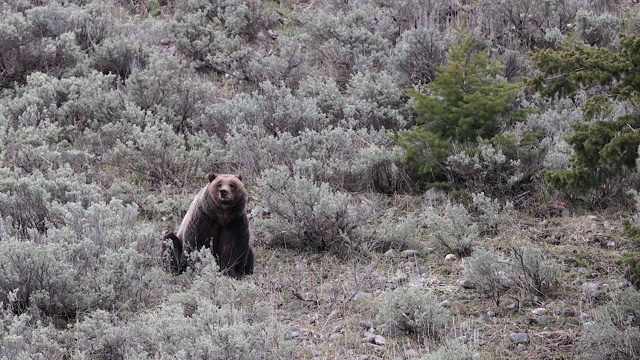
509;332;530;344
505;302;517;310
373;335;386;346
531;307;548;316
384;249;395;257
537;315;551;325
402;249;420;257
561;307;576;317
458;279;475;289
588;215;598;221
445;253;458;261
487;309;496;317
606;241;615;248
439;299;451;308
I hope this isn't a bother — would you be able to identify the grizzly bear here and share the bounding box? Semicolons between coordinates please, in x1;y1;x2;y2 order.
163;172;254;279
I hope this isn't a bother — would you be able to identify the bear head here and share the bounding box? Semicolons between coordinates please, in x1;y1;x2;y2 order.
207;172;246;210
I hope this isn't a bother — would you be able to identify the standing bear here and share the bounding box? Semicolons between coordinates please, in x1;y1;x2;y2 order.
163;172;254;279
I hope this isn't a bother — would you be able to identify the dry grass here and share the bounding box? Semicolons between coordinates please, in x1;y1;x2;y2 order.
241;197;634;359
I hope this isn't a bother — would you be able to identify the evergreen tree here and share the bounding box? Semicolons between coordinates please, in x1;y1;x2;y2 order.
396;36;523;184
531;34;640;199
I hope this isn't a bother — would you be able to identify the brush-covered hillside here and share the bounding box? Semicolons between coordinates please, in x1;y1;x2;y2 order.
0;0;639;359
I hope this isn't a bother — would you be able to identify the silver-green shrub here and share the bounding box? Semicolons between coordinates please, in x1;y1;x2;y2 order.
169;0;279;80
207;81;329;136
391;27;452;85
575;10;621;47
375;284;449;340
0;309;65;359
422;202;479;256
301;4;389;84
111;118;225;185
470;192;513;234
462;247;510;306
360;211;421;252
0;166;102;236
0;2;114;89
226;124;409;193
253;166;373;253
579;288;640;360
125;50;213;134
344;70;412;129
0;198;161;321
72;260;297;359
508;245;562;298
445;142;524;197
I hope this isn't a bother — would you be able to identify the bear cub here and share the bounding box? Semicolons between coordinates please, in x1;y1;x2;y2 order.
163;172;254;279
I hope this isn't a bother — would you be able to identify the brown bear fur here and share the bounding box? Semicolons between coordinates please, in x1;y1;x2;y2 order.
163;172;254;279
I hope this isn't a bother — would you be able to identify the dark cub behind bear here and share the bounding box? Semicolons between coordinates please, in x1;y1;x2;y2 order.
162;172;254;279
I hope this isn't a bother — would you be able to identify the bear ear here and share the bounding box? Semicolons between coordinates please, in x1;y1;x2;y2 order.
207;172;218;182
235;174;243;182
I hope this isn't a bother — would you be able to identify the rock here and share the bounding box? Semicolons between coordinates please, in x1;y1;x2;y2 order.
404;349;419;358
445;253;458;261
582;282;603;297
373;335;386;346
458;279;475;289
531;307;548;316
537;315;551;325
487;309;496;317
579;312;590;323
360;320;374;331
384;249;395;257
402;249;420;257
439;299;451;308
588;215;598;221
362;331;376;343
509;332;530;344
561;307;576;317
505;302;517;311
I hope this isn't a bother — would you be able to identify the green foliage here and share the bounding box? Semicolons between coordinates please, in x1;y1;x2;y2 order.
621;189;640;290
532;34;640;199
409;36;522;142
396;35;524;185
579;288;640;360
253;166;373;253
543;115;640;200
375;284;449;340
